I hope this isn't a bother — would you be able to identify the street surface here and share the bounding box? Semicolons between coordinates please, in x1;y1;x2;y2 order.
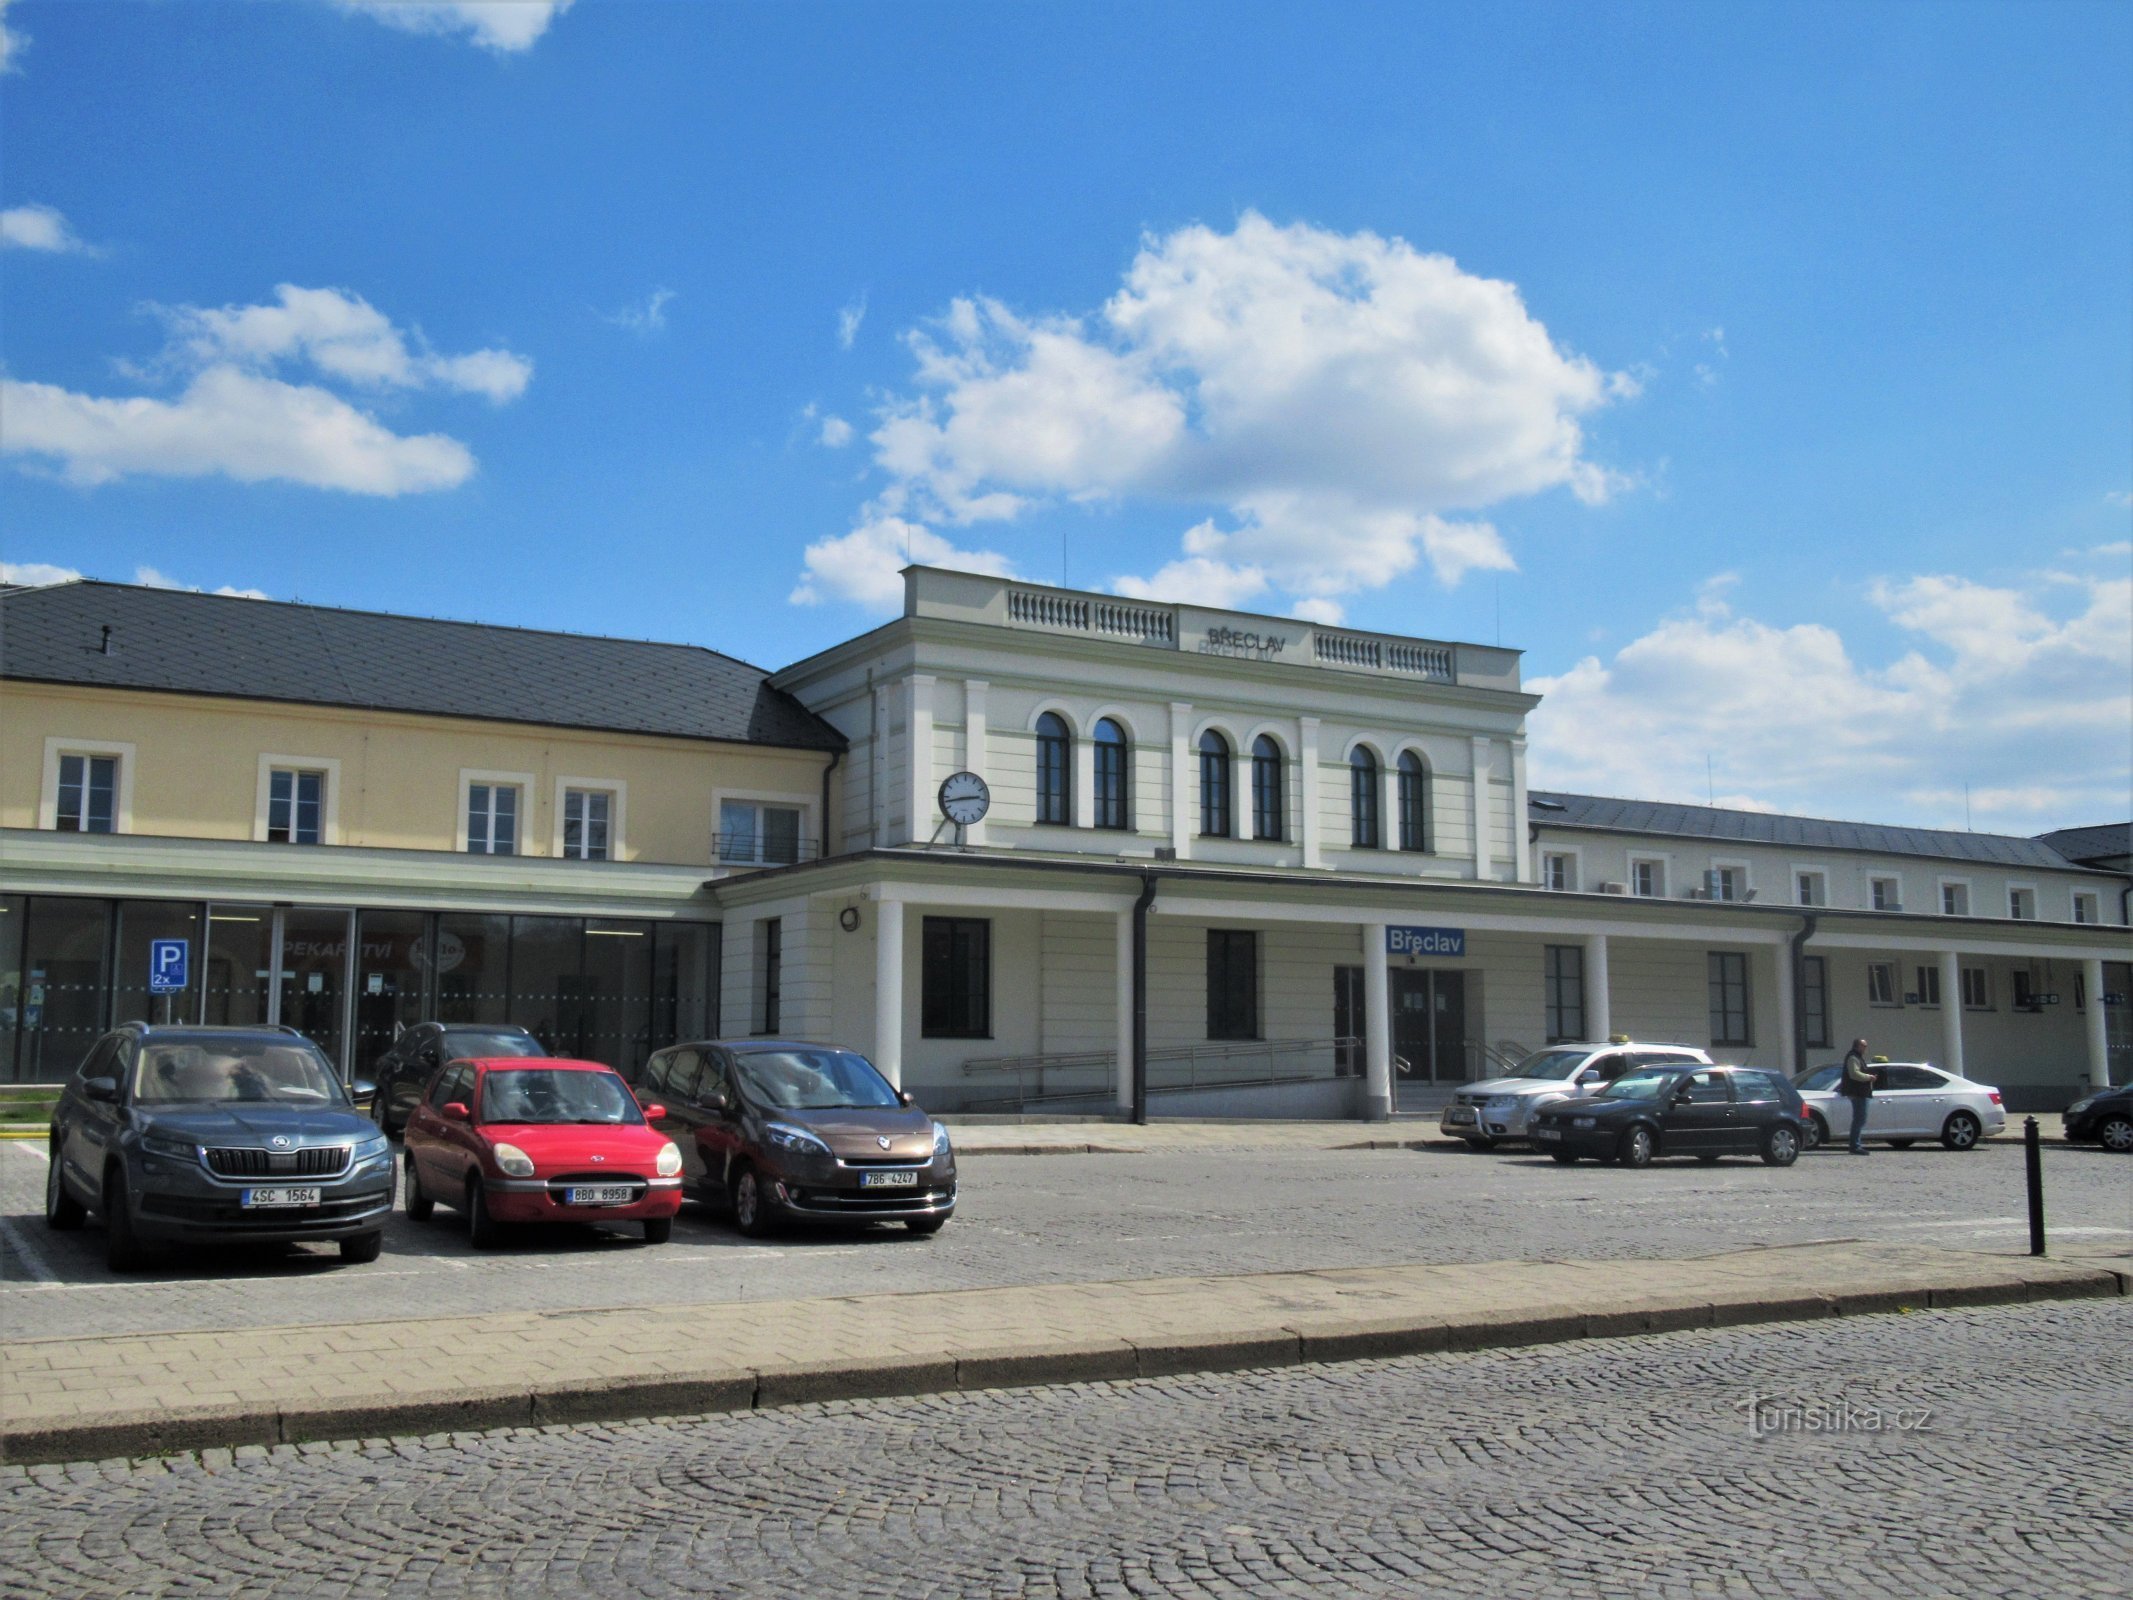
4;1137;2129;1340
4;1299;2126;1598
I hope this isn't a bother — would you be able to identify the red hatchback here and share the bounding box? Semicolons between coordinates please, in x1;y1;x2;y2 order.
401;1057;684;1247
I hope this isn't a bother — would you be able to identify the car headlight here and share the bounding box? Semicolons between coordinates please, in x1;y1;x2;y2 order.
2065;1097;2094;1116
141;1131;199;1161
655;1140;683;1177
932;1120;952;1157
1487;1096;1516;1111
765;1122;831;1157
1573;1116;1597;1130
353;1133;392;1163
491;1141;536;1178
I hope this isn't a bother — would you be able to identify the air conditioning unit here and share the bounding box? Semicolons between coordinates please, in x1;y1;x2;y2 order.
1599;881;1627;895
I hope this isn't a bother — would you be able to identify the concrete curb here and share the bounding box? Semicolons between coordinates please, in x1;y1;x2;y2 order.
5;1255;2121;1467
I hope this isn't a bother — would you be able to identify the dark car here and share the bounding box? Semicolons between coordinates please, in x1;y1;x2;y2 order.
44;1024;395;1271
1529;1063;1806;1168
2062;1083;2133;1153
370;1022;545;1136
638;1040;955;1237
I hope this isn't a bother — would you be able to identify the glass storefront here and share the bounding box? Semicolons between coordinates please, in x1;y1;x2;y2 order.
0;893;719;1083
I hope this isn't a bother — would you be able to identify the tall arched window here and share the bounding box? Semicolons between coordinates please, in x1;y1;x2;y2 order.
1251;736;1285;841
1093;718;1130;831
1397;751;1429;853
1197;730;1232;837
1035;712;1072;825
1349;747;1380;849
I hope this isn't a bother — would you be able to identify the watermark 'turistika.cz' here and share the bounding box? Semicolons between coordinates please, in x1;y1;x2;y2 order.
1740;1393;1936;1438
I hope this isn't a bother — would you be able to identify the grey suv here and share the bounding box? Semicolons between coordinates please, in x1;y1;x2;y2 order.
45;1024;396;1271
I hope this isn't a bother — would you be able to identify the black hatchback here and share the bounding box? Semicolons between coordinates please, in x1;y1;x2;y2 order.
370;1022;546;1136
45;1024;396;1270
2062;1083;2133;1153
1529;1064;1806;1168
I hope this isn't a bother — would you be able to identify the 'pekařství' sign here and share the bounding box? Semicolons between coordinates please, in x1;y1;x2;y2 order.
1387;926;1465;957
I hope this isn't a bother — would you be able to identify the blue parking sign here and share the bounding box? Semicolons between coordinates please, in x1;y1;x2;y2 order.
149;938;190;994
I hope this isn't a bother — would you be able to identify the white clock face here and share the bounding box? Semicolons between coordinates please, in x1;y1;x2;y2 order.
938;770;991;826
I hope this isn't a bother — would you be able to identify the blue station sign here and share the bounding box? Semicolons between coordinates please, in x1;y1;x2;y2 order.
1387;925;1466;958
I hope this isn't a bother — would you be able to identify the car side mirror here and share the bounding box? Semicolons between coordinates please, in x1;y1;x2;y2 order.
350;1075;377;1109
643;1103;667;1121
83;1076;119;1104
442;1101;470;1123
898;1090;915;1107
1672;1087;1695;1105
705;1088;731;1114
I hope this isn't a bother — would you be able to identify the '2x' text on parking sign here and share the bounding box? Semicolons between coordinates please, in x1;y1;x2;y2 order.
1386;926;1465;957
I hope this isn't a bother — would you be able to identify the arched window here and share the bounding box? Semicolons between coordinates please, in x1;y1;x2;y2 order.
1397;751;1429;852
1035;712;1072;825
1251;736;1284;841
1198;731;1232;837
1349;747;1380;849
1093;718;1130;831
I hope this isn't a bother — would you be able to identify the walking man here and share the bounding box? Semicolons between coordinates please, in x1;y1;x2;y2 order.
1841;1036;1876;1154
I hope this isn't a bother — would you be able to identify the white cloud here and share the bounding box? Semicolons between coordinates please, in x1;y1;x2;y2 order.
817;414;854;449
790;515;1017;609
1;560;82;587
0;0;25;73
1;203;94;254
1112;554;1270;610
1527;565;2133;833
2108;490;2131;509
814;213;1627;613
837;293;868;351
604;287;675;336
132;566;271;599
336;0;573;52
1290;597;1345;625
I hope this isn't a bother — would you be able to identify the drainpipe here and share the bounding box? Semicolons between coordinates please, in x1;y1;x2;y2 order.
866;668;879;849
818;747;842;863
1130;872;1159;1126
1790;913;1818;1077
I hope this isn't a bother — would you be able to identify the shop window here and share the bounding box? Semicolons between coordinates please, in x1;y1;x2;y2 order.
1870;877;1901;912
267;769;326;845
13;897;112;1081
1801;955;1830;1048
921;917;992;1039
1092;718;1131;831
1396;752;1429;852
1543;852;1576;892
1252;737;1286;842
1940;883;1970;916
1035;713;1072;826
1544;945;1586;1043
56;753;119;834
1198;731;1233;837
1960;967;1991;1010
1914;964;1942;1008
1707;951;1751;1046
719;800;802;866
467;783;520;855
1348;748;1380;849
1206;929;1260;1041
563;789;612;861
1866;961;1899;1007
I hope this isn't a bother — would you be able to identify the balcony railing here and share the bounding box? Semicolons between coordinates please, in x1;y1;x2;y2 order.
713;832;824;870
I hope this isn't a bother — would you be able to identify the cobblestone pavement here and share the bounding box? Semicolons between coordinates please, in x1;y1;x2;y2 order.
4;1300;2127;1598
4;1138;2128;1341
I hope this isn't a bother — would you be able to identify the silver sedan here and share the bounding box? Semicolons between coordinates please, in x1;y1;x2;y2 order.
1794;1061;2006;1151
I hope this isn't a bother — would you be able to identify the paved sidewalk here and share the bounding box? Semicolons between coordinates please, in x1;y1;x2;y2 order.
3;1240;2121;1465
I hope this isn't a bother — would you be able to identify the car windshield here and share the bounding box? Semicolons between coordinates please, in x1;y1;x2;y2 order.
478;1068;643;1125
132;1038;348;1105
1598;1070;1680;1102
1796;1065;1841;1091
735;1049;900;1110
1505;1049;1589;1081
442;1030;544;1060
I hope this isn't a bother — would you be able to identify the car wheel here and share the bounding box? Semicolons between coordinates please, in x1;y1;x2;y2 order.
466;1178;503;1249
403;1153;434;1222
103;1168;145;1273
45;1138;85;1230
1549;1150;1579;1165
1463;1137;1498;1152
1761;1125;1801;1167
1804;1112;1828;1151
2096;1115;2133;1154
642;1216;673;1244
1617;1126;1655;1168
1940;1111;1982;1152
904;1216;947;1236
731;1165;776;1238
1887;1139;1916;1150
339;1231;383;1263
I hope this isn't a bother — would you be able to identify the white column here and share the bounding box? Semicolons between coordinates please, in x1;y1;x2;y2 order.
907;674;935;846
874;898;905;1088
963;679;989;846
1510;736;1531;882
1169;702;1193;858
1115;909;1136;1111
1773;944;1797;1073
1583;932;1611;1043
1299;717;1323;868
2083;957;2110;1087
1471;736;1495;880
1364;922;1392;1121
1938;949;1963;1080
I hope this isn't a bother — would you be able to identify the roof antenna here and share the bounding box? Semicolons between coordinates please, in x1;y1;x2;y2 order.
1706;753;1714;806
1964;782;1972;831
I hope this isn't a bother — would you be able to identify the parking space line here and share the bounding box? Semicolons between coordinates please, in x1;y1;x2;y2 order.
14;1142;50;1163
0;1217;60;1284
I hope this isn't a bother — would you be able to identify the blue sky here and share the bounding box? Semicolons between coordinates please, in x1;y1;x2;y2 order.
4;0;2128;833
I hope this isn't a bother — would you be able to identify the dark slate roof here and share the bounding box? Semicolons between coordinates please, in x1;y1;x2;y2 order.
1529;791;2091;872
0;581;844;752
2035;824;2133;868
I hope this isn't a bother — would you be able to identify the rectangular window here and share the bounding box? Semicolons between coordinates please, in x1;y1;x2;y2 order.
1866;961;1898;1006
1915;964;1942;1008
1941;883;1969;916
757;919;782;1034
2008;888;2036;920
55;754;119;834
1707;951;1751;1047
1871;877;1900;912
562;789;612;861
1543;853;1576;892
1960;967;1990;1010
2072;893;2098;925
719;800;803;866
1544;945;1586;1043
921;917;992;1039
1711;867;1744;902
466;783;519;855
1632;860;1663;898
1206;929;1260;1041
1795;871;1825;907
267;768;325;845
2012;970;2035;1009
1801;955;1829;1048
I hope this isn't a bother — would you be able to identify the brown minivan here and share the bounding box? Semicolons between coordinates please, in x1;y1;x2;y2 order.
633;1040;956;1237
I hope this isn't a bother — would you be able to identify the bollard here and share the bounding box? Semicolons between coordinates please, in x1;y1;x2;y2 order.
2023;1116;2046;1257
